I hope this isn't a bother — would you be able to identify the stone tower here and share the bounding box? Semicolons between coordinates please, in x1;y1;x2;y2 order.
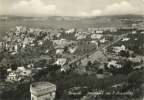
30;82;56;100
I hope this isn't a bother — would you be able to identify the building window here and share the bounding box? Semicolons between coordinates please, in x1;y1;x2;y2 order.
50;93;52;96
32;97;34;100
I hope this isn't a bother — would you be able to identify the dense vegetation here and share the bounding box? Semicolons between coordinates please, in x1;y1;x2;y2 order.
4;69;142;100
113;34;144;55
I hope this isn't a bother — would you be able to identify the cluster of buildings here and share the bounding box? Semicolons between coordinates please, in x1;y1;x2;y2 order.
6;66;31;82
0;16;8;21
112;45;126;54
0;26;117;57
0;26;113;84
0;26;63;54
88;27;118;33
1;25;144;83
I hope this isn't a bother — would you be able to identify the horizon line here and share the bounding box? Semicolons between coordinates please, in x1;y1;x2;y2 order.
0;14;144;18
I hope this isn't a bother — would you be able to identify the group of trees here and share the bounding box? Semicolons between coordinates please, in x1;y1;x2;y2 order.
0;67;7;79
32;64;61;81
115;34;144;55
2;67;143;100
119;50;130;57
128;70;144;88
39;71;132;99
86;60;104;74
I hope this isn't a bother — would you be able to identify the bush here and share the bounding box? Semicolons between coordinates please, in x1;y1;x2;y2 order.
97;69;103;74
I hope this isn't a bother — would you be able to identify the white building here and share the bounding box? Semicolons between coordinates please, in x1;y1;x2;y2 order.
27;64;34;68
91;40;98;45
22;27;27;32
17;66;26;72
15;45;18;50
55;58;67;66
129;57;142;63
15;31;21;36
30;44;35;46
60;68;66;72
56;33;61;37
100;38;106;43
108;61;122;68
53;39;67;45
0;42;3;46
45;49;49;53
11;52;17;55
44;36;50;41
59;39;67;44
129;56;144;63
113;45;125;54
121;38;130;41
6;73;18;81
16;26;21;32
96;30;103;34
7;68;12;72
66;29;75;34
76;35;86;40
91;34;103;39
68;46;78;53
132;31;137;34
38;41;43;45
52;40;59;45
141;31;144;34
56;49;64;54
23;44;26;48
29;28;34;33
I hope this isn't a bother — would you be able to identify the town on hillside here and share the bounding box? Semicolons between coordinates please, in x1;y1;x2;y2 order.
0;22;144;100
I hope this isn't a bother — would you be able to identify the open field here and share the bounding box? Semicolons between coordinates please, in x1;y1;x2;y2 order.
0;20;126;41
81;51;108;66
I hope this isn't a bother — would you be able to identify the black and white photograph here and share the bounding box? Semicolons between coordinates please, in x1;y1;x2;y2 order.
0;0;144;100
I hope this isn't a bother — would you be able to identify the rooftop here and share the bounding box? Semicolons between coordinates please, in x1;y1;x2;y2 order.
31;82;55;90
30;82;56;96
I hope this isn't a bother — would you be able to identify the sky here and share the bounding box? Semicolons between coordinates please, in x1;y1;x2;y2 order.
0;0;144;16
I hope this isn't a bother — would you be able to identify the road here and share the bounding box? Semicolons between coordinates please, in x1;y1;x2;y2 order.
68;33;129;66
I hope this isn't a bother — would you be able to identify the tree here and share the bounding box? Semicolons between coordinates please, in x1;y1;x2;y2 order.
39;75;47;81
97;69;103;74
123;60;132;75
11;63;17;70
87;60;92;66
86;54;89;58
128;70;144;88
86;61;92;71
0;53;3;62
93;60;99;65
119;50;130;57
64;46;68;52
0;67;7;79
